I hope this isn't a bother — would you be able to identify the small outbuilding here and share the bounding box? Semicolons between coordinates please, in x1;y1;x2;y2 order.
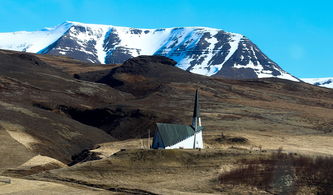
152;89;203;149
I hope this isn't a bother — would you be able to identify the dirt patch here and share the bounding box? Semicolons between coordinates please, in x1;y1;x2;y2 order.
214;134;249;144
0;120;40;150
0;177;111;195
0;101;45;119
20;155;67;168
2;155;67;177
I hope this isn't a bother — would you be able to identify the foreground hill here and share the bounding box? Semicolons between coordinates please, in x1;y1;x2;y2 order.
0;21;298;81
0;50;332;194
0;50;129;169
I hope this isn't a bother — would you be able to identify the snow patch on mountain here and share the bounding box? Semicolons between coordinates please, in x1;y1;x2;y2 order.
225;34;243;65
190;30;243;76
65;22;111;63
190;30;220;75
114;27;172;55
234;60;298;81
302;77;333;88
159;28;208;71
0;22;72;53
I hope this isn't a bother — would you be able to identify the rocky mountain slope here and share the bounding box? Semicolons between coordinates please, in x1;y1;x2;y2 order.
0;21;298;81
302;77;333;88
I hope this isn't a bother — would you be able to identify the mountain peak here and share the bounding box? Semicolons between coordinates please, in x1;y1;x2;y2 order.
63;21;113;29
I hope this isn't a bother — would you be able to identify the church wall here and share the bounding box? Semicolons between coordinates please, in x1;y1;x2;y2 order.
165;131;203;149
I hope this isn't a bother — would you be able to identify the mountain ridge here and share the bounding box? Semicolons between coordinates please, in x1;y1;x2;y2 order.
302;77;333;88
0;21;299;81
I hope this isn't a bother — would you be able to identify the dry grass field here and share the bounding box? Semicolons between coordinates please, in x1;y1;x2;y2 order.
0;176;111;195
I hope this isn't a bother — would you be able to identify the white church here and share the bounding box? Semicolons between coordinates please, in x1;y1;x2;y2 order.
152;89;204;149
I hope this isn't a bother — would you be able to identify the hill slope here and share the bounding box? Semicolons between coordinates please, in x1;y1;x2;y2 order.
0;50;128;168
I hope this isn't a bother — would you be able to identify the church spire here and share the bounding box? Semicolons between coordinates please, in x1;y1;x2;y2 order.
192;89;202;128
193;89;200;118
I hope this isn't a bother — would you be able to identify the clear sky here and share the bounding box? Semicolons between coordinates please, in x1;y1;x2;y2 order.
0;0;332;78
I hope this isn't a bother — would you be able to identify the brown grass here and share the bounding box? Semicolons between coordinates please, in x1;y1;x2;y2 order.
218;150;333;194
36;54;119;74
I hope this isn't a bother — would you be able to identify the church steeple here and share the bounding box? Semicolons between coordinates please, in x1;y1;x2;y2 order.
192;89;202;129
193;89;200;118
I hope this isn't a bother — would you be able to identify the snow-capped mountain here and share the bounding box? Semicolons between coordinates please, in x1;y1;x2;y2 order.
0;21;299;81
302;78;333;89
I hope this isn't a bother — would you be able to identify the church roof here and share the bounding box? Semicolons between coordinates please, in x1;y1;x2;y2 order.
156;123;203;147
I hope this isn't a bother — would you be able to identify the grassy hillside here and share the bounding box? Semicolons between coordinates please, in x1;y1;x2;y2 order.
0;50;332;194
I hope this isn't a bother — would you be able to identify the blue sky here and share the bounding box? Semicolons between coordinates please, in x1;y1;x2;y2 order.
0;0;332;78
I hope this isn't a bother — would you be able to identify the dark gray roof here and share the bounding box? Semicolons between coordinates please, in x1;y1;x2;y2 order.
156;123;203;147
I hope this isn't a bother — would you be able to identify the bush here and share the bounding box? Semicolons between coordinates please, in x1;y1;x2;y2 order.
219;151;333;194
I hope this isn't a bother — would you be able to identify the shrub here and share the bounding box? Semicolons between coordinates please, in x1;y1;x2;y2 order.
219;151;333;194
